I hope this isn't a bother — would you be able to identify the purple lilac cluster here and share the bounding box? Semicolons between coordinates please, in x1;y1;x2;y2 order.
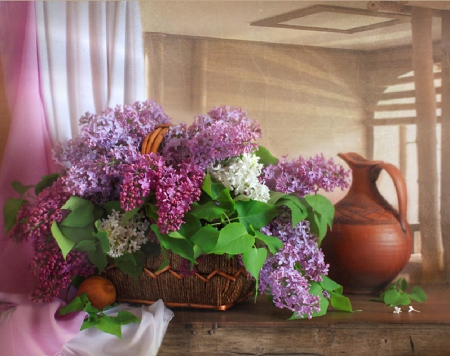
259;209;329;319
6;179;95;302
30;236;95;302
262;154;351;198
155;163;205;234
120;154;165;211
53;100;171;204
161;106;262;169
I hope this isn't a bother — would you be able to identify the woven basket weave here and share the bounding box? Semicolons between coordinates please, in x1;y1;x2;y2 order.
103;125;254;310
103;252;254;310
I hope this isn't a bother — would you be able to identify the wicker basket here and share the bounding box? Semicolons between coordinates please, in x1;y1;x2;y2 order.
103;125;254;310
103;252;254;310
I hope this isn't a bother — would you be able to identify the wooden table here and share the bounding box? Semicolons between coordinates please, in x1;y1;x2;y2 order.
158;283;450;355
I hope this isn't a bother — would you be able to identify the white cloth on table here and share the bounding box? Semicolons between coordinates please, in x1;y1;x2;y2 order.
58;300;174;356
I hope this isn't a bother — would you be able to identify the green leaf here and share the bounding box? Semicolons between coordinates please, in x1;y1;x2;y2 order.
242;247;267;295
51;221;75;259
58;295;86;315
81;316;99;331
84;301;100;314
320;275;343;293
60;225;95;244
87;244;108;273
267;191;287;205
306;209;328;243
178;213;202;239
114;251;146;280
3;198;26;234
312;293;330;318
213;222;255;255
190;225;220;253
189;201;227;221
145;203;158;221
216;188;236;213
94;315;123;339
151;225;195;263
94;221;111;253
70;275;85;289
253;230;283;254
123;207;140;224
254;146;279;167
304;194;334;234
383;288;400;306
202;173;224;200
276;198;307;228
61;195;91;211
61;204;95;228
104;201;123;215
396;278;408;293
395;293;411;306
193;245;205;259
305;194;334;220
115;310;140;325
34;173;60;195
11;180;34;196
329;291;353;312
309;281;323;296
235;200;278;231
74;240;97;253
409;286;427;303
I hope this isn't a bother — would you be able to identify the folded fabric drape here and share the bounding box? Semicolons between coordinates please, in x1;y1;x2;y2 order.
0;2;172;355
0;1;55;295
36;0;146;144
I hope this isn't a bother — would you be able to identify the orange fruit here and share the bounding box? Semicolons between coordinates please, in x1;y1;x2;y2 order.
76;276;117;310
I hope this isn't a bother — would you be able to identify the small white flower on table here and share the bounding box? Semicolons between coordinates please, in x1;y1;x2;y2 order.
408;305;420;313
393;306;402;314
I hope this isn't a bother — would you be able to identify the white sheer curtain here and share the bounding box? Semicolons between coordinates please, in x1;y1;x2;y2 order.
36;1;146;144
0;3;172;356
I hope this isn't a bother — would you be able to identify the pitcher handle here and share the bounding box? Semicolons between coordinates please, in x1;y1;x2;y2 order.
376;163;408;232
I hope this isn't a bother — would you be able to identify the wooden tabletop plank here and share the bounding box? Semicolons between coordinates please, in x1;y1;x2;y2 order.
158;283;450;355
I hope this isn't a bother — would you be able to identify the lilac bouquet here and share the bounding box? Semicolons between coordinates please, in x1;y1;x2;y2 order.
4;100;352;319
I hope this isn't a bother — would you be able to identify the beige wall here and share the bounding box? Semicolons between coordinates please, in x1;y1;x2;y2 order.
145;34;370;160
145;33;371;202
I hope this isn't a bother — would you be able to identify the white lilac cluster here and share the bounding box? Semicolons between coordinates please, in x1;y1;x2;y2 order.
99;210;150;257
208;153;270;202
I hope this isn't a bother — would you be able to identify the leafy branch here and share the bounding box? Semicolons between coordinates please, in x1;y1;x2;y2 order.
288;274;354;319
371;278;427;306
58;293;140;339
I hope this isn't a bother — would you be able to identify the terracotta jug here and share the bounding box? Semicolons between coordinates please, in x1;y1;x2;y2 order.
321;152;412;295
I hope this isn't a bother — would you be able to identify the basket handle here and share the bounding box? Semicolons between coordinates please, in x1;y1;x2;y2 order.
141;124;172;154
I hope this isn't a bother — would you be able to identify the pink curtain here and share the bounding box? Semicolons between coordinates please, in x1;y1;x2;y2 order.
0;4;172;356
0;3;85;355
0;1;55;295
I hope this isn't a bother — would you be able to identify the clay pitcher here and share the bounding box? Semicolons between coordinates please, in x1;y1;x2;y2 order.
321;152;412;295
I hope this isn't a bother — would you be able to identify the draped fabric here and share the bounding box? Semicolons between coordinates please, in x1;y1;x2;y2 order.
0;1;55;295
0;2;172;355
36;1;146;143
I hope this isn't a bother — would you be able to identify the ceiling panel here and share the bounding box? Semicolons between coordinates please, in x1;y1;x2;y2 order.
140;1;445;51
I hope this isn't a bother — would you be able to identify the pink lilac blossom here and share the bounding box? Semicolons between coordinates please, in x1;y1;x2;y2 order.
155;163;205;234
119;154;165;211
30;235;94;302
6;179;95;302
259;208;329;319
262;154;351;198
161;106;262;168
53;100;171;204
